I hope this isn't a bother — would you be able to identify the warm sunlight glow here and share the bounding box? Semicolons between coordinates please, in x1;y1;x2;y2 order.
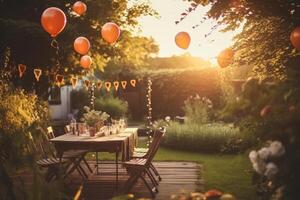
137;0;241;60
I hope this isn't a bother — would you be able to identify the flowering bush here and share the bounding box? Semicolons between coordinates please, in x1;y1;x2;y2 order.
183;94;213;124
222;56;300;200
249;141;285;178
81;106;109;127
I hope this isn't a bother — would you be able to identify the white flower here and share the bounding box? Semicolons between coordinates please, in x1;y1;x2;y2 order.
165;116;171;122
264;162;279;178
252;161;266;175
269;141;285;157
249;150;258;164
258;147;271;160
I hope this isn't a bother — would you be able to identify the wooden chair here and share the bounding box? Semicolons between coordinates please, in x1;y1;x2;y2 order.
28;132;75;182
46;126;93;178
131;128;166;182
122;130;165;197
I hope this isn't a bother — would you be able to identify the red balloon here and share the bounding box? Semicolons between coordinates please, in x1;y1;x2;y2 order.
217;48;234;68
80;55;92;69
41;7;67;37
175;32;191;49
101;22;121;43
72;1;87;16
290;26;300;51
74;37;90;55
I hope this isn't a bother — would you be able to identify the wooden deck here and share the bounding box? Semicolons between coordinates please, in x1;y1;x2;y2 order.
66;161;203;200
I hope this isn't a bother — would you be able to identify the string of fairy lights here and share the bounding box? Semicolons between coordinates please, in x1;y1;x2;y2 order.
146;78;153;146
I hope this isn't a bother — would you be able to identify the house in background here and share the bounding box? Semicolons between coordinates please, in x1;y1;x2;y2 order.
48;85;74;121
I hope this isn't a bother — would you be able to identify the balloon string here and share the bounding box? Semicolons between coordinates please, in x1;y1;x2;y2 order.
51;38;61;74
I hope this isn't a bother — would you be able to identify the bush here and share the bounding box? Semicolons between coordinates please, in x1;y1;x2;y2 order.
95;97;128;119
163;122;239;153
183;95;213;124
70;89;89;110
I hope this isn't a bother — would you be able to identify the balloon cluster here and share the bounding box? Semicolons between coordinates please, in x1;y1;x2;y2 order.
40;2;121;72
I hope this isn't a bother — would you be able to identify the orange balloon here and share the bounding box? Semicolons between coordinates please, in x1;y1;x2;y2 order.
80;55;92;69
290;26;300;51
72;1;87;16
41;7;67;37
74;37;90;55
101;22;120;43
175;32;191;49
217;48;234;68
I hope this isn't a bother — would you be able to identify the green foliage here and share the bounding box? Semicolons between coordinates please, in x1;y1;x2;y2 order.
0;0;159;96
163;122;239;153
221;56;300;199
183;95;213;124
95;97;128;119
144;68;222;118
70;88;89;110
81;106;109;126
190;0;300;79
0;81;66;199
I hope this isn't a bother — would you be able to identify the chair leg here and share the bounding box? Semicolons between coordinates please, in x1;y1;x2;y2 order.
64;158;84;179
83;157;93;173
77;164;88;179
124;172;140;193
140;173;156;198
145;169;159;187
150;163;161;181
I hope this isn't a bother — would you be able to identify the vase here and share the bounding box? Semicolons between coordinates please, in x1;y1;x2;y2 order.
89;126;96;137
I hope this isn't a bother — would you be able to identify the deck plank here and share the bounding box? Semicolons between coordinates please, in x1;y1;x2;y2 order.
66;161;203;200
14;161;203;200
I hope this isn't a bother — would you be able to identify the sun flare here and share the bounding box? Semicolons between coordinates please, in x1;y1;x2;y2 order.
137;0;241;61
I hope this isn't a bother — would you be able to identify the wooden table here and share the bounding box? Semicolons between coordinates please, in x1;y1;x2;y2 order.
50;127;138;189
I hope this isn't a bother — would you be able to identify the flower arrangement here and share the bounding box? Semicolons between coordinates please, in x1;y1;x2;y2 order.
81;106;109;128
249;141;285;178
248;141;286;199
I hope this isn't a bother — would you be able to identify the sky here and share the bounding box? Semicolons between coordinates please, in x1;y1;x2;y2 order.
135;0;241;62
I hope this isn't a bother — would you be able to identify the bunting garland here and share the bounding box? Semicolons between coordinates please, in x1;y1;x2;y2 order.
97;80;102;90
105;82;111;92
130;79;136;87
34;69;42;81
18;64;26;78
113;81;119;90
121;80;127;89
56;74;64;87
84;79;90;89
71;76;78;89
16;66;138;91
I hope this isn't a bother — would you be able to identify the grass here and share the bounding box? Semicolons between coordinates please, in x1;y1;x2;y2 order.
89;137;256;200
164;122;239;152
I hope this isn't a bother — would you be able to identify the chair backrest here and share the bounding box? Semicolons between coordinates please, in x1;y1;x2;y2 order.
145;130;165;166
143;128;166;158
64;125;71;134
27;131;55;159
46;126;55;139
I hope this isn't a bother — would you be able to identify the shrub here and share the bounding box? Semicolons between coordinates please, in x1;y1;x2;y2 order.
183;95;213;124
70;89;89;111
163;122;239;153
95;97;128;119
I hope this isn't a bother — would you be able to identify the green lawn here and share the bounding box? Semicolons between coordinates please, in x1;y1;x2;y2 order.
90;137;256;200
154;146;256;200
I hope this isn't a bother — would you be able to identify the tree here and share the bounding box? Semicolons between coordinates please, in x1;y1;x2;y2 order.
187;0;300;80
0;0;159;97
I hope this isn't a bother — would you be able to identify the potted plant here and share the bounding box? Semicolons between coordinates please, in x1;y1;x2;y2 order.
81;106;110;136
